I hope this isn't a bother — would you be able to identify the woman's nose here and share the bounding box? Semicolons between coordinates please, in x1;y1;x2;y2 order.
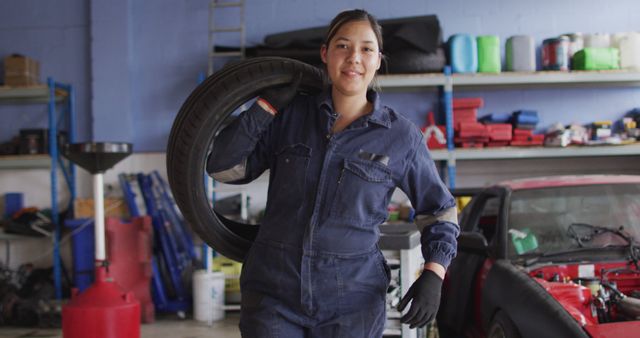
347;49;361;63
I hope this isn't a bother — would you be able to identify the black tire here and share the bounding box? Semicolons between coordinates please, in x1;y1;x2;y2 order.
487;311;522;338
166;57;325;262
383;47;446;74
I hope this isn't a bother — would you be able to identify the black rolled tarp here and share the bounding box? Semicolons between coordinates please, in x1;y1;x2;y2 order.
167;57;325;262
235;15;446;74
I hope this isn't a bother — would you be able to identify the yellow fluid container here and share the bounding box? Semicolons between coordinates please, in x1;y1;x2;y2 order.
211;256;242;302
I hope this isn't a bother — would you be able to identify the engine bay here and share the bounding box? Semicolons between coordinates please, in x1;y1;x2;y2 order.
527;262;640;325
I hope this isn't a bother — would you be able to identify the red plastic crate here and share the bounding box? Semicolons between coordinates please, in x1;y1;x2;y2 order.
486;141;510;147
513;128;533;138
453;108;478;130
510;134;544;146
458;122;488;138
455;141;486;148
486;124;513;141
453;97;484;109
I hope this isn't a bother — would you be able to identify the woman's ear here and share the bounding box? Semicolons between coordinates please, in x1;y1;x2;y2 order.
320;44;328;64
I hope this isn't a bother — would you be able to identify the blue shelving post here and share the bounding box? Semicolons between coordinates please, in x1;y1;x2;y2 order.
443;66;456;189
47;77;77;299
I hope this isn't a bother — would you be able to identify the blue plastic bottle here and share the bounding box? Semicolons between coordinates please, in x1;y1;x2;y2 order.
449;34;478;73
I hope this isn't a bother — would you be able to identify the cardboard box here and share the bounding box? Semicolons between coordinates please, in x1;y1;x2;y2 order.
3;54;40;86
74;198;130;219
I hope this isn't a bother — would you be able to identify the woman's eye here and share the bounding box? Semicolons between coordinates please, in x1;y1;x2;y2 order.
363;47;374;53
336;44;348;49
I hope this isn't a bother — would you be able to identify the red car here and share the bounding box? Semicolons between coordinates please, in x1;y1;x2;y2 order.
437;175;640;338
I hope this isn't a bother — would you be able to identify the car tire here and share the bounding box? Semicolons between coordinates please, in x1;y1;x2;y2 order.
487;311;522;338
166;57;325;262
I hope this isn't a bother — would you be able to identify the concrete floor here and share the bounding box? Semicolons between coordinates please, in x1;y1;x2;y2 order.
0;313;242;338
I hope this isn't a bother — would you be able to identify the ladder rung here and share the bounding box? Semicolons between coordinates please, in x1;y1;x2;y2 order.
211;1;243;8
209;51;244;57
210;27;243;33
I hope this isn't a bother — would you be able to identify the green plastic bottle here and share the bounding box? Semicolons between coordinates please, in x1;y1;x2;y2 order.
477;35;501;73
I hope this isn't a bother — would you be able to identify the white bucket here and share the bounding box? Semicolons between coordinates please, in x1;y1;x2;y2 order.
193;270;225;323
619;32;640;70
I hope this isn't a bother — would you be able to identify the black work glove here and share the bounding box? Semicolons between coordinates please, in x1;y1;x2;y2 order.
259;73;303;113
397;269;443;328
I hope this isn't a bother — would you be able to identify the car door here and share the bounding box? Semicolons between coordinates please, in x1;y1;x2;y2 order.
438;188;505;336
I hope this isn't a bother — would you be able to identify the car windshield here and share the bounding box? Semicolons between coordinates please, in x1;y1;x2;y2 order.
507;183;640;260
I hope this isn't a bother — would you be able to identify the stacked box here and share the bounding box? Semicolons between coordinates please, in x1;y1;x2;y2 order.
454;108;477;130
487;124;513;141
511;128;544;146
453;97;487;147
4;55;40;86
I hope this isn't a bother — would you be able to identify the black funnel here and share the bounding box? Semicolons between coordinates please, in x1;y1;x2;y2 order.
63;142;133;174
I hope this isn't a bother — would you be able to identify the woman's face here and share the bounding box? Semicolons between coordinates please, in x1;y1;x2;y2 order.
321;20;381;97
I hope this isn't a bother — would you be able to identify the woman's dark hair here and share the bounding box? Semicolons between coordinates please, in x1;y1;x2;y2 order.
324;9;383;53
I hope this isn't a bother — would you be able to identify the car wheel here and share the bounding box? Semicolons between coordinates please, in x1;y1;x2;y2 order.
166;57;325;262
487;311;521;338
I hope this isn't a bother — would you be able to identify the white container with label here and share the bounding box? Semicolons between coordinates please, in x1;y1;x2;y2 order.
619;32;640;70
193;270;226;323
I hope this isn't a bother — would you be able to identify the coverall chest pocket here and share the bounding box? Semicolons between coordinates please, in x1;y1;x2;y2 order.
330;158;392;222
270;144;311;214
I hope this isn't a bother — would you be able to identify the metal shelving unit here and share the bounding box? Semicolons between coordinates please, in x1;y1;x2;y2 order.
0;78;77;299
429;143;640;161
378;70;640;89
0;154;51;169
378;70;640;187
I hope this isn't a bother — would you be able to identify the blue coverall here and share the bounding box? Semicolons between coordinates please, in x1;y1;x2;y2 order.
208;88;459;337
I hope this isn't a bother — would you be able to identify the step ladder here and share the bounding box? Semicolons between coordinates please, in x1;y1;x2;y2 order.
208;0;246;75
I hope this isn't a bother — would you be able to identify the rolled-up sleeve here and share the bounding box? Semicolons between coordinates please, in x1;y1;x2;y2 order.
207;101;275;184
398;132;460;269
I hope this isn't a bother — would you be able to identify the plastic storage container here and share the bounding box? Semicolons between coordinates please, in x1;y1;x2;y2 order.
572;48;620;70
562;33;585;58
193;270;225;322
3;192;24;219
506;35;536;71
65;218;95;292
106;216;155;323
477;35;501;73
619;32;640;70
584;33;611;48
448;34;478;73
542;37;570;71
211;255;243;303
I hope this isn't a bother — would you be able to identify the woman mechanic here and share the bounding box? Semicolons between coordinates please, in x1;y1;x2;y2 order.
208;9;459;338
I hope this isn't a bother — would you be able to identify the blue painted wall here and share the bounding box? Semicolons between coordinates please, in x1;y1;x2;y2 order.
0;0;91;143
2;0;639;152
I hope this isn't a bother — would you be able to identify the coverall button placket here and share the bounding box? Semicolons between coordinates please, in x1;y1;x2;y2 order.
301;132;338;316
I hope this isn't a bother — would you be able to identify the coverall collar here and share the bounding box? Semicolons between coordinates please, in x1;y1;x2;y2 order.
316;86;391;129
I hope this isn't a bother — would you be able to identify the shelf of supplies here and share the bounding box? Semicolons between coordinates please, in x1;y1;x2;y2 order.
0;85;66;103
378;70;640;89
429;143;640;161
0;154;51;169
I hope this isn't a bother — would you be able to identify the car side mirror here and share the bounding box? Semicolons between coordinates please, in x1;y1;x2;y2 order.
458;231;489;255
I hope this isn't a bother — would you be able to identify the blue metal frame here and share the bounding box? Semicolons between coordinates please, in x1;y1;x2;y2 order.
442;67;456;188
47;78;77;299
